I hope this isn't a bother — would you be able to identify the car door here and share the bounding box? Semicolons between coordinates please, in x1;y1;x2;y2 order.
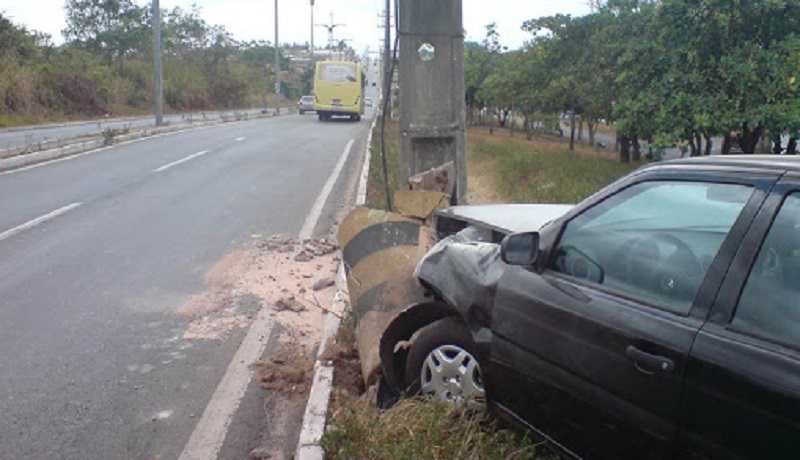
487;169;777;459
679;176;800;460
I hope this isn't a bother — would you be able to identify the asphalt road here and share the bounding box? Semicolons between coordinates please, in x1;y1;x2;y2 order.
0;109;265;152
0;100;374;458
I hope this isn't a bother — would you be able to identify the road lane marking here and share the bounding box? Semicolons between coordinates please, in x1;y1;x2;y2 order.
177;304;276;460
235;137;245;142
153;150;209;173
0;202;83;242
0;117;260;177
179;138;355;460
299;138;355;240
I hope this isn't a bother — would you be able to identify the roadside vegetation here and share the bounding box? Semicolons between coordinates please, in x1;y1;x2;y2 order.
468;1;800;160
323;397;549;460
0;1;311;127
468;128;639;204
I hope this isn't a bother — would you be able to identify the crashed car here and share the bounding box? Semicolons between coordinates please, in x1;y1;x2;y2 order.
378;156;800;459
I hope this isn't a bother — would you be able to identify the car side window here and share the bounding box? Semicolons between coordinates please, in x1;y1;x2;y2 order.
551;181;753;315
733;193;800;346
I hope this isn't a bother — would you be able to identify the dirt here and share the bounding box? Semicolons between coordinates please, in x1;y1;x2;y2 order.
322;341;366;397
254;341;315;396
175;234;340;347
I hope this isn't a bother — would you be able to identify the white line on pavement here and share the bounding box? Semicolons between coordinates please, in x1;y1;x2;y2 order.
299;139;355;240
0;202;83;243
177;307;276;460
178;137;355;460
235;137;246;142
153;150;209;173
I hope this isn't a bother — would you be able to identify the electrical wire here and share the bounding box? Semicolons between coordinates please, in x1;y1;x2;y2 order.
378;0;399;212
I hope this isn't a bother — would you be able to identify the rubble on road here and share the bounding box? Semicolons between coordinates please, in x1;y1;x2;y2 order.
176;234;342;348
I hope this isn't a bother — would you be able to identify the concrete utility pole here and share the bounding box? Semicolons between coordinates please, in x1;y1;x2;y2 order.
152;0;163;126
274;0;281;114
398;0;467;203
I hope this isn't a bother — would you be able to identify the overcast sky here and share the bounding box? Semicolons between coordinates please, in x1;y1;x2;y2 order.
2;0;591;52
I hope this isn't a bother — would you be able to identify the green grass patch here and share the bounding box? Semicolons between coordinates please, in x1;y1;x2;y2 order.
471;135;640;204
366;120;402;210
323;397;551;460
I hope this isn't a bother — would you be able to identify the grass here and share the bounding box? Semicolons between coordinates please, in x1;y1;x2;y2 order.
365;122;640;208
322;397;551;460
468;128;641;204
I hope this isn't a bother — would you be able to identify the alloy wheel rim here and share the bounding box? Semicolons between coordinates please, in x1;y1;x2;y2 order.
420;344;485;406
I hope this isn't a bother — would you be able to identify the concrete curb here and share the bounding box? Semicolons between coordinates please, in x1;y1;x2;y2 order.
0;109;293;173
295;115;376;460
0;108;267;135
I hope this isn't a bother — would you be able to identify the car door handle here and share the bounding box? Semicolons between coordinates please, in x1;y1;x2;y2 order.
626;345;675;375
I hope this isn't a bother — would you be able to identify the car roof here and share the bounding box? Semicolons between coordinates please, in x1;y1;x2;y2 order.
653;155;800;173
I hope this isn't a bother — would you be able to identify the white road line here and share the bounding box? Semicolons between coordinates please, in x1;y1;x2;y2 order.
153;150;209;173
0;122;238;177
235;137;246;142
178;138;355;460
177;307;276;460
0;202;83;243
299;139;355;240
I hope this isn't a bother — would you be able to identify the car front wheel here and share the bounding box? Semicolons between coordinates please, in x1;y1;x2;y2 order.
404;317;486;407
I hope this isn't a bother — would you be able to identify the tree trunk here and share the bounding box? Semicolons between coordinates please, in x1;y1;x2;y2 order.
569;112;576;151
588;120;596;148
689;135;699;157
704;133;713;156
737;124;764;154
577;118;584;141
524;113;532;140
722;133;732;155
788;137;798;155
632;137;642;161
620;136;631;163
773;134;784;155
509;109;515;137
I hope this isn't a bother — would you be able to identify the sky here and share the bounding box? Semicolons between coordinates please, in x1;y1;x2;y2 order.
2;0;592;52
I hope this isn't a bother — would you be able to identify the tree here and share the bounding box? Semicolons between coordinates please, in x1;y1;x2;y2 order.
465;23;503;124
63;0;149;65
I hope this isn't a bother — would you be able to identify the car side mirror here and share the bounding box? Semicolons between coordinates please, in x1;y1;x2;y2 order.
501;232;540;266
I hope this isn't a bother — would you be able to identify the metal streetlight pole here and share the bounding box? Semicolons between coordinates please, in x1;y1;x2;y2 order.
153;0;163;126
274;0;281;114
310;0;315;53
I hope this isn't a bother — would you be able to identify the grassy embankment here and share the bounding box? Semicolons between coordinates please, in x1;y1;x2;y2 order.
366;123;640;208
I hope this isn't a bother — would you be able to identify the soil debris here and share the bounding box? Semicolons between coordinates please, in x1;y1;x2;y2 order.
323;342;365;397
312;277;335;291
273;296;306;313
255;343;314;396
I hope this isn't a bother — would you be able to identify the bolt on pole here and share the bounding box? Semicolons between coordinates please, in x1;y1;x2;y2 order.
152;0;163;126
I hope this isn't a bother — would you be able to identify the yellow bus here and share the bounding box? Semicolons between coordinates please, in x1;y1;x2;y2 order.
313;60;365;122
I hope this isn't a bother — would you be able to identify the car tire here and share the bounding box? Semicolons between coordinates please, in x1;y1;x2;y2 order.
300;110;305;115
404;317;486;406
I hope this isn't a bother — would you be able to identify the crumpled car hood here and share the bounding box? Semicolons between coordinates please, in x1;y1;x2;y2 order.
418;204;573;314
415;227;505;313
437;203;573;235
